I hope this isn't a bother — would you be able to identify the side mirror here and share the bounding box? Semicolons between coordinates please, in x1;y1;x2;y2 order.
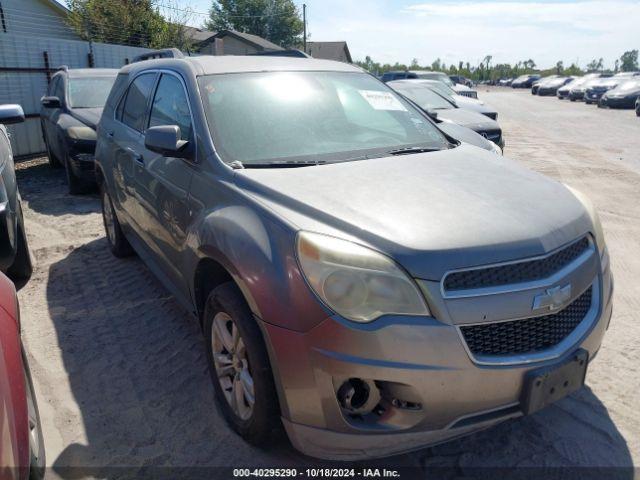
41;96;61;109
0;104;25;125
424;108;439;121
145;125;190;158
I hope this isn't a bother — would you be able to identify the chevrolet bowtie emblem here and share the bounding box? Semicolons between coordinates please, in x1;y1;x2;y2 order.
532;284;572;311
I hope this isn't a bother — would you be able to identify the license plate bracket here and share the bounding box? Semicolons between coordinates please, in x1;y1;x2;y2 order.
521;349;588;415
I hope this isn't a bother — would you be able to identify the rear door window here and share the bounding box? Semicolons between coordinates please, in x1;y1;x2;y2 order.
148;74;192;141
121;73;157;132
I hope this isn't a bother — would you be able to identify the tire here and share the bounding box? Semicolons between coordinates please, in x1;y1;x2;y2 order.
64;152;91;195
100;186;133;257
23;349;45;480
7;202;33;284
203;282;281;445
43;128;61;168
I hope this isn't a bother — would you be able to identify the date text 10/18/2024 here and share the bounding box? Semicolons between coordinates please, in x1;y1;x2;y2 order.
233;468;401;478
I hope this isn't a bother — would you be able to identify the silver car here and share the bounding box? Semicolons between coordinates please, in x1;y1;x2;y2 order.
95;54;613;460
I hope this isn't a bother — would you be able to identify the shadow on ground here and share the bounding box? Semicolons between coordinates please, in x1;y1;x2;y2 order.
16;158;99;217
45;240;633;479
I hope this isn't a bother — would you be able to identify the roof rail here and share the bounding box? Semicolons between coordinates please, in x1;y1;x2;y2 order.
132;48;185;63
57;65;69;71
248;49;310;58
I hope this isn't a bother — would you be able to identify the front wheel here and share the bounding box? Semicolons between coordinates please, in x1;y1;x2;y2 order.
23;350;45;480
101;187;133;257
204;282;281;445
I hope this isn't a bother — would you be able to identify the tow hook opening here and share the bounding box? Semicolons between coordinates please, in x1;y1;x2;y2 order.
337;378;380;415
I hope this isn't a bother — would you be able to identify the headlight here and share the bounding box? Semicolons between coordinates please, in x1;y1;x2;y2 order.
489;140;503;155
564;185;606;255
296;232;430;322
67;126;97;141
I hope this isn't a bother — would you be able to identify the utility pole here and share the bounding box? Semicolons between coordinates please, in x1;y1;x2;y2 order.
303;3;307;54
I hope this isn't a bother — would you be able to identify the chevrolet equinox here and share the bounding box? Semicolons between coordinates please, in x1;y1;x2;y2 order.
95;55;614;460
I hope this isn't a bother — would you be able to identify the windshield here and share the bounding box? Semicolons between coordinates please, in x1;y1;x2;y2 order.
615;80;640;92
68;76;116;109
198;71;449;167
388;84;454;111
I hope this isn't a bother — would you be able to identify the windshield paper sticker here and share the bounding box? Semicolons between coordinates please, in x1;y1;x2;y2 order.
359;90;407;111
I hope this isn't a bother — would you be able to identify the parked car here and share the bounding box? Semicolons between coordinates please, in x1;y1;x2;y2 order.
537;77;575;96
382;71;478;98
388;80;504;148
498;77;514;87
0;105;33;284
557;74;599;99
449;75;473;87
586;72;640;105
636;96;640;116
569;74;612;101
40;67;118;194
0;271;45;479
511;74;540;88
599;78;640;108
96;55;613;460
531;75;558;95
402;79;498;119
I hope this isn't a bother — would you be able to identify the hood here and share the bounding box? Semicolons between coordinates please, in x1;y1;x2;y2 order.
437;123;494;151
435;108;499;132
71;107;103;130
452;84;472;92
235;145;592;280
453;96;496;115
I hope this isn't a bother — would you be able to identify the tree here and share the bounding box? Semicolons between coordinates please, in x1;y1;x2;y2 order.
619;50;639;72
66;0;192;49
555;60;564;74
586;58;604;72
206;0;303;48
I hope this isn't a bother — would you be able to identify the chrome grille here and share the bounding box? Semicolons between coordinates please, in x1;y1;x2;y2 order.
444;237;590;292
460;287;592;356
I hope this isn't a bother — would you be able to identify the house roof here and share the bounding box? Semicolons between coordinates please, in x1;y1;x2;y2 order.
46;0;71;15
198;29;284;51
183;26;217;43
306;41;352;63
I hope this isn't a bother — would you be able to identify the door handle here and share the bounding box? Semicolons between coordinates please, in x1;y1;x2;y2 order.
107;131;114;138
126;147;144;165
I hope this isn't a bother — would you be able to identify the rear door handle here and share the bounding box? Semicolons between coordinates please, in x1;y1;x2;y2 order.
107;131;114;138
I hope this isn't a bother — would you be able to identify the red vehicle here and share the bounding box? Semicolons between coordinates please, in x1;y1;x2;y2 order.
0;272;44;479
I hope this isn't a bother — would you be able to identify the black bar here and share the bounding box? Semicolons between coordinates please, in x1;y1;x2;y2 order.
0;66;58;73
0;2;7;33
43;51;51;83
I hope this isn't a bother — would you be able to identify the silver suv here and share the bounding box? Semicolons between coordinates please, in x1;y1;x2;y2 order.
95;55;613;460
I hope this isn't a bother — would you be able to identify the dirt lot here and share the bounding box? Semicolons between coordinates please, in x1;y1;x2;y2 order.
16;88;640;478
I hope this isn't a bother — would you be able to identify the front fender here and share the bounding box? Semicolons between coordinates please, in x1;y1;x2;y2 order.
188;199;330;333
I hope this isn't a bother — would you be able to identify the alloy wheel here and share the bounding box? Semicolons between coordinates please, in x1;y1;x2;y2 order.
25;371;42;463
211;312;255;420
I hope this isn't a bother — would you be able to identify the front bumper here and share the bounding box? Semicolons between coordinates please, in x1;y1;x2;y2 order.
599;96;638;109
537;87;558;96
66;138;97;182
557;89;570;99
569;90;585;101
585;90;606;103
262;256;613;460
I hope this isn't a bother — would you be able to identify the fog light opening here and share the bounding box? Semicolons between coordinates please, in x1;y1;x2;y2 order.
337;378;380;415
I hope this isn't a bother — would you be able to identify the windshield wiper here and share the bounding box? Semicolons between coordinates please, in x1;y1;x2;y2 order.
387;146;443;156
241;160;327;169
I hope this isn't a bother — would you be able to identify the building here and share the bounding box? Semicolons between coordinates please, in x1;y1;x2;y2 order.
197;30;283;56
306;41;352;63
0;0;80;40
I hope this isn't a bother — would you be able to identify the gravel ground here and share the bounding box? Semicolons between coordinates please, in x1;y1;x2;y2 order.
15;88;640;479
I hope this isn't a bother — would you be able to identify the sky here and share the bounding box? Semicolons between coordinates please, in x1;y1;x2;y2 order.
128;0;640;70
